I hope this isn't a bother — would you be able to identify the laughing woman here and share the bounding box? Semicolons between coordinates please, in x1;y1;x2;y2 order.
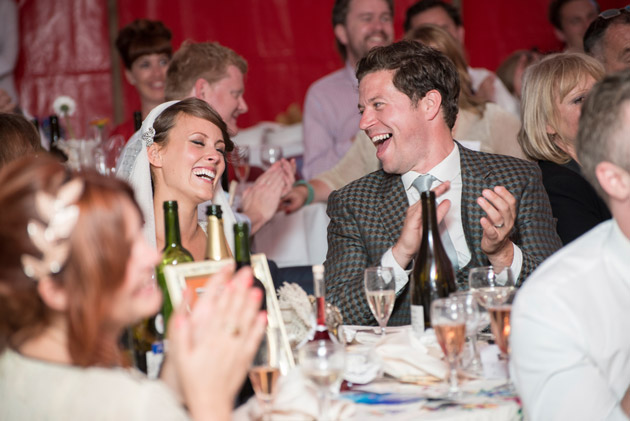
0;155;266;420
118;97;237;258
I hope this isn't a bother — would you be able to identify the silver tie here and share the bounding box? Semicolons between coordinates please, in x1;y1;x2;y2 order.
412;174;459;270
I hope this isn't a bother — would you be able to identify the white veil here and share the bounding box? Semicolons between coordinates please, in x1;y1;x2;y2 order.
116;100;236;252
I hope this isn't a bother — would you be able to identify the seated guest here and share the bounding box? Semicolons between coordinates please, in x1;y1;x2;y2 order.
324;41;561;325
511;69;630;420
584;6;630;74
404;0;520;117
282;24;526;213
518;53;610;244
112;19;173;142
0;155;266;420
0;113;42;168
496;49;541;102
548;0;599;53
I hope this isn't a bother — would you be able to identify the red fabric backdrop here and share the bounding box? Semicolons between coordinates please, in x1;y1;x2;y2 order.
15;0;626;135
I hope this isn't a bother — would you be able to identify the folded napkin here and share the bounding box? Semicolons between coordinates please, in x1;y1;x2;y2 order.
235;369;355;421
372;327;448;381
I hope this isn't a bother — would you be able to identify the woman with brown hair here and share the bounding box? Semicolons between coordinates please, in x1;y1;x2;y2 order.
0;155;266;420
113;19;173;141
0;112;41;168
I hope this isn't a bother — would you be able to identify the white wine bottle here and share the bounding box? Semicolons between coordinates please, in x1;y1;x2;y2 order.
410;191;456;336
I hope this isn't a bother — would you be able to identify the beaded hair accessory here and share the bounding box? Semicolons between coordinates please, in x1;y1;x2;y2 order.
21;178;84;281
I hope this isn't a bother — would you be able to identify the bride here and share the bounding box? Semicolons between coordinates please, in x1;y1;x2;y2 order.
118;97;236;259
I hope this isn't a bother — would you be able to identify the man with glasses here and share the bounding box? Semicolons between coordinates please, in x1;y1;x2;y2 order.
584;6;630;73
511;69;630;420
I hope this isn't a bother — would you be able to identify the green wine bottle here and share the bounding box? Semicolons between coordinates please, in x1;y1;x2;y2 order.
233;222;266;310
156;200;194;333
410;191;456;335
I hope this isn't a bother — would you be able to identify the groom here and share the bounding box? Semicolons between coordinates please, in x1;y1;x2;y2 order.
325;40;562;326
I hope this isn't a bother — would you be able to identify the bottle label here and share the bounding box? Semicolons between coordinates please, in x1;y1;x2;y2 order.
411;305;424;338
154;313;164;335
146;341;164;380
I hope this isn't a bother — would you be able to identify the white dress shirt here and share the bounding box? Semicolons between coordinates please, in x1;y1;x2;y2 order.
511;219;630;421
381;145;523;293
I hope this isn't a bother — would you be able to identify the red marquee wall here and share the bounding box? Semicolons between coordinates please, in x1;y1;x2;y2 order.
15;0;625;136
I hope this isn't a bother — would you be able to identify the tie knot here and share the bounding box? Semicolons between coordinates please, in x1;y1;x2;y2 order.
412;174;436;194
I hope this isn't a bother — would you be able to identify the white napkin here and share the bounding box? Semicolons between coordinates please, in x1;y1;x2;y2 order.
372;327;448;380
236;369;355;421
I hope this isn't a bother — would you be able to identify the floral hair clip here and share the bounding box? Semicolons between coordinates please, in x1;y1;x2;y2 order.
21;178;84;281
141;126;155;147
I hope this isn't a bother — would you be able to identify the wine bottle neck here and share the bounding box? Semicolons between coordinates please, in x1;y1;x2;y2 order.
205;215;231;260
234;223;251;266
163;207;183;248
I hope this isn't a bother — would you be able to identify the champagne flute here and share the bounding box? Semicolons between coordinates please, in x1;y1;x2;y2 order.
468;266;516;387
450;291;482;375
232;145;250;184
431;297;467;398
249;328;282;421
260;145;283;170
299;340;346;421
364;267;395;336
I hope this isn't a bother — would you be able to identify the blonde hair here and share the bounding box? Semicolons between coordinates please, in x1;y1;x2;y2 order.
405;24;485;115
518;52;604;164
165;41;248;101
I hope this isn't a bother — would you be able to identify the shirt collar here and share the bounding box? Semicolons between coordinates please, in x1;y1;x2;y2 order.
402;144;461;192
345;61;358;88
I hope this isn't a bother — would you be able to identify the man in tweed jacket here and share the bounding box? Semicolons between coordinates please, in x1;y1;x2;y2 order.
325;41;562;326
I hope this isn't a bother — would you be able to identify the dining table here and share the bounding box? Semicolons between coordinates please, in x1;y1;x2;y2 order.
234;325;522;421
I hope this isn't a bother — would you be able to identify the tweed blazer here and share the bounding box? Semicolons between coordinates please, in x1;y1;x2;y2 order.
325;143;562;326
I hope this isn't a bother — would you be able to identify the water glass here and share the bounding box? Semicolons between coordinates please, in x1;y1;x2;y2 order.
260;145;283;170
299;340;346;421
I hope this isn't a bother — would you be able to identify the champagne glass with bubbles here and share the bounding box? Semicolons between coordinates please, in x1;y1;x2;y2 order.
468;266;516;387
249;328;282;421
364;267;395;336
431;297;468;398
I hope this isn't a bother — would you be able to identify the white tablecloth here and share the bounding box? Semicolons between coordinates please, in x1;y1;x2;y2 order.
252;203;329;268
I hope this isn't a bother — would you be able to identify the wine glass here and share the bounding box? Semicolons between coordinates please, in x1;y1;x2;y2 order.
468;266;516;386
364;267;395;336
249;328;282;421
299;340;346;421
260;145;283;170
450;291;482;375
232;145;250;184
431;297;468;398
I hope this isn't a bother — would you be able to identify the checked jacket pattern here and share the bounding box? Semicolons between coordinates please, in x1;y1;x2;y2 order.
324;142;562;326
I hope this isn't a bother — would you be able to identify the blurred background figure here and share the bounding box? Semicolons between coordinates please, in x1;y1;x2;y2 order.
404;0;520;117
0;113;42;169
496;49;542;108
548;0;599;53
518;52;610;245
301;0;394;179
0;0;18;112
584;5;630;74
113;19;173;142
